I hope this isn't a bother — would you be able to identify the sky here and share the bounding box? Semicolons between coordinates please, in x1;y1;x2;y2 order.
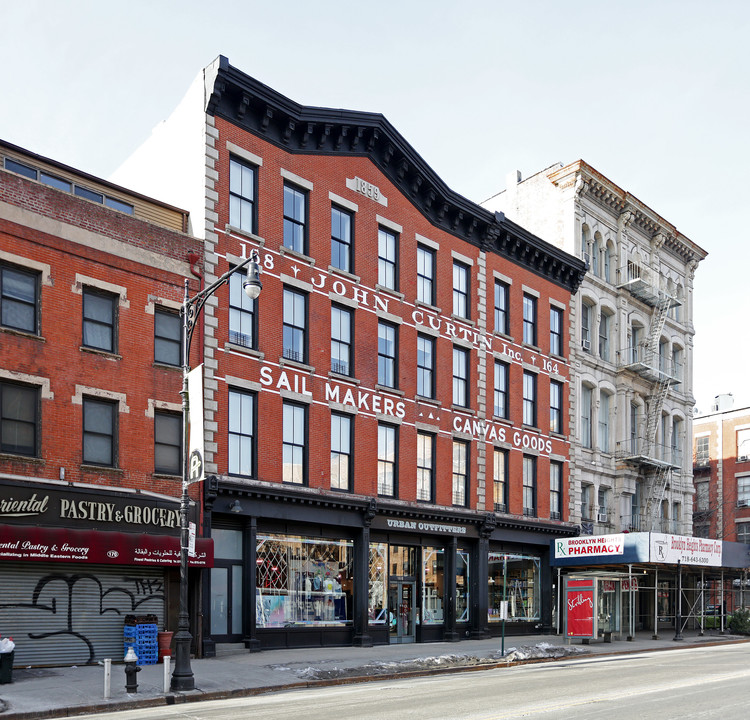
2;0;748;414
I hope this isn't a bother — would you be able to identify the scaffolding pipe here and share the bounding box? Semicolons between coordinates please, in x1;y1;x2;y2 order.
653;567;659;639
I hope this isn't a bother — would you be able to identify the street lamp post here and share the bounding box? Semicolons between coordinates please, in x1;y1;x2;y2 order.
170;250;262;692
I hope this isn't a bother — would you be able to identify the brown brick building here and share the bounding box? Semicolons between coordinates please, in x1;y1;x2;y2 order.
0;140;206;666
114;56;586;651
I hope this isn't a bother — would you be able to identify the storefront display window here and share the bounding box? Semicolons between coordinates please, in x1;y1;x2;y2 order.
456;549;469;623
369;542;388;624
422;547;444;624
488;553;540;622
256;534;353;628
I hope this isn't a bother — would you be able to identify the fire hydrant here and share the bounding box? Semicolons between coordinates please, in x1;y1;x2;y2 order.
124;646;140;693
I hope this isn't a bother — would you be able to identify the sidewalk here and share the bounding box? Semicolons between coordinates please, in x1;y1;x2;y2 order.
1;630;747;719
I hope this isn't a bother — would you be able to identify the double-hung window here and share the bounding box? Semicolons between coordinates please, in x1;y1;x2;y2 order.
378;424;397;497
283;184;307;253
550;306;563;356
154;411;181;475
378;227;398;290
493;448;508;512
378;322;397;388
494;280;509;335
599;312;610;361
582;386;593;448
416;245;435;305
229;157;256;234
331;305;353;376
229;389;255;476
523;455;536;517
550;461;562;519
453;347;469;407
494;361;508;419
452;261;469;319
229;269;256;349
331;206;353;273
523;293;537;346
452;440;468;506
330;413;352;491
599;392;610;452
83;397;117;467
154;308;181;366
282;288;307;363
282;402;306;484
550;380;563;434
1;264;39;334
416;334;435;398
83;288;116;353
0;381;38;456
416;432;434;502
523;371;537;427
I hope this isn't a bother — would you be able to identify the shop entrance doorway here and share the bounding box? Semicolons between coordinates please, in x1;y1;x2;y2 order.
389;580;415;643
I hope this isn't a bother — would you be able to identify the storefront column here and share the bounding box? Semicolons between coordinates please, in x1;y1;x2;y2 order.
201;476;218;658
243;516;260;652
471;535;490;639
444;536;459;642
353;521;373;647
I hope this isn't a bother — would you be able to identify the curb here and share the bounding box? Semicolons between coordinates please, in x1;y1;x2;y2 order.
2;637;749;719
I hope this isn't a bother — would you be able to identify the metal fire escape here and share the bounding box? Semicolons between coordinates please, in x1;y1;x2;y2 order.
616;265;681;531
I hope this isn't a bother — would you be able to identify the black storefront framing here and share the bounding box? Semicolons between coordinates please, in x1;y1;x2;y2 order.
203;482;573;653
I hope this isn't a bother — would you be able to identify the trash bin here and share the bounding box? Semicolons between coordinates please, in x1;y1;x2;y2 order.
0;651;14;684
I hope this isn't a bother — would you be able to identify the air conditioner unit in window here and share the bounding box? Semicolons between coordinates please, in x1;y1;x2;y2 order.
583;252;591;267
738;455;749;462
597;511;609;523
738;500;750;508
581;339;591;352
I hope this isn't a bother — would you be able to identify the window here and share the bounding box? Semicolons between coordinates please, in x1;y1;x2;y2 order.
154;308;181;366
581;302;592;352
4;157;37;179
377;424;397;496
591;236;600;277
672;418;683;466
229;389;255;476
581;385;593;448
283;184;307;253
599;392;610;453
0;381;38;456
452;347;469;407
737;524;750;544
1;264;39;334
229;269;256;349
282;402;306;484
522;371;536;427
282;288;306;363
377;321;397;388
695;435;710;466
695;481;709;512
550;461;562;520
331;305;353;376
631;325;642;363
331;206;353;273
550;306;563;357
739;475;750;507
493;448;508;512
416;245;435;305
599;312;611;361
494;280;509;335
82;288;116;353
522;294;537;346
417;334;435;398
452;440;468;506
154;411;181;475
738;429;750;461
523;455;536;517
630;402;640;454
229;157;256;234
494;361;508;419
452;261;469;319
378;226;398;290
331;413;352;491
604;243;613;283
83;397;116;466
550;380;563;434
598;487;610;523
417;432;434;502
673;346;684;382
581;485;592;521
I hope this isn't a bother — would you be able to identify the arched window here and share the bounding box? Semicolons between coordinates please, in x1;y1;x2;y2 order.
604;241;614;283
581;384;593;448
599;310;612;362
599;391;611;453
591;235;601;277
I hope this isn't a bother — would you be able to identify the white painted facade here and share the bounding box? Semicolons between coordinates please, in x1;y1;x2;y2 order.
483;162;707;535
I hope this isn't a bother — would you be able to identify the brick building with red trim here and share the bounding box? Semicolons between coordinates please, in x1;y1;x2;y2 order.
114;56;586;652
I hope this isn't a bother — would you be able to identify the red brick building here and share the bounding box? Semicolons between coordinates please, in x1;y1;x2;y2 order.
115;56;586;651
0;140;206;666
693;395;750;543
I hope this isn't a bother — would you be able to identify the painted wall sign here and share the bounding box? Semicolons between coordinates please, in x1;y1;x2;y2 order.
0;523;213;567
650;533;722;566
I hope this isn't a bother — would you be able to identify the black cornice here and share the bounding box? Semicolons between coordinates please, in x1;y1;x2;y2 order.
209;57;586;295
